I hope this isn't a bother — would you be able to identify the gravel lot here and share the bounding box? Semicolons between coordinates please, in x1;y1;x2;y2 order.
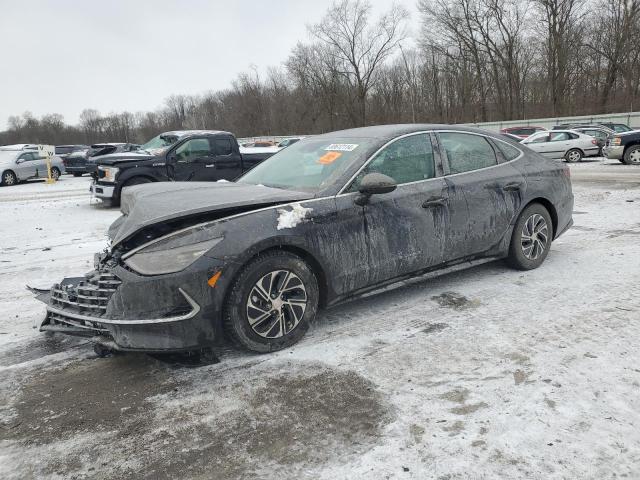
1;159;639;479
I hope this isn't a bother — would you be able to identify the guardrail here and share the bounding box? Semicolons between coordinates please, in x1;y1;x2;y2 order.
462;111;640;132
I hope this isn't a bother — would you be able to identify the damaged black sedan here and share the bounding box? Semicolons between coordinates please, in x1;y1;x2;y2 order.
40;125;574;354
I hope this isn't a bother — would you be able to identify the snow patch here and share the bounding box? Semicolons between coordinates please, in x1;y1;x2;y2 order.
276;203;313;230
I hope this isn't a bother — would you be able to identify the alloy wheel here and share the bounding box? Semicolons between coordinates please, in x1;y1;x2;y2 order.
3;172;16;185
629;149;640;164
567;150;581;162
246;269;308;339
521;214;549;260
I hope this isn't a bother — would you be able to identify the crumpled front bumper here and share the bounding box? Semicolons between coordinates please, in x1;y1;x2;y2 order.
39;255;232;352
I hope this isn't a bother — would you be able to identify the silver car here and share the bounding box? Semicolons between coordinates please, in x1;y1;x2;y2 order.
0;150;65;186
521;130;600;162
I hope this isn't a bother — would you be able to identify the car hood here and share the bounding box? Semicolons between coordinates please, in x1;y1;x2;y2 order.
95;152;157;165
110;181;313;246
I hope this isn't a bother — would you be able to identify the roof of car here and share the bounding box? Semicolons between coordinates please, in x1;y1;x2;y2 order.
314;124;503;141
161;130;230;137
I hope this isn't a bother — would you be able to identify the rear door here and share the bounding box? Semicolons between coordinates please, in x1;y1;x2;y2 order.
547;132;572;158
437;131;526;259
344;132;449;286
196;136;242;181
168;137;214;181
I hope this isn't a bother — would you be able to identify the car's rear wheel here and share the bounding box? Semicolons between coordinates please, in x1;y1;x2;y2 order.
623;145;640;165
506;203;553;271
565;149;583;163
223;250;319;352
1;170;17;186
51;167;61;180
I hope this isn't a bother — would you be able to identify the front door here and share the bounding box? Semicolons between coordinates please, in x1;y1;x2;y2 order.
344;132;449;286
15;152;38;179
169;137;214;181
437;131;526;258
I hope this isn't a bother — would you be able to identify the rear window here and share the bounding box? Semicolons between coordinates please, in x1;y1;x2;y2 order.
494;141;521;161
215;138;233;155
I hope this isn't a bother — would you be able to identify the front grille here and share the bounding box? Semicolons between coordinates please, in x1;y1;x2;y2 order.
49;271;121;319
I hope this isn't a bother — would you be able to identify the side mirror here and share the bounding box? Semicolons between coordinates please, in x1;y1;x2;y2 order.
354;172;397;206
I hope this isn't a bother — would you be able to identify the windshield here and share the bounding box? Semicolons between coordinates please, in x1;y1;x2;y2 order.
238;136;374;192
140;133;180;153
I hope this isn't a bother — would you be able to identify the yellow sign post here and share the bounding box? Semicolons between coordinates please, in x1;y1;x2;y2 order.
38;145;56;184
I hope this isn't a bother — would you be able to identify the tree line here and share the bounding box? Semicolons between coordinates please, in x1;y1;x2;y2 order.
2;0;639;146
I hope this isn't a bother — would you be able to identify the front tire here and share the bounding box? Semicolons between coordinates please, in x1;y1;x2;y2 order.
223;251;319;352
565;149;583;163
506;203;553;271
1;170;17;186
51;167;61;180
623;145;640;165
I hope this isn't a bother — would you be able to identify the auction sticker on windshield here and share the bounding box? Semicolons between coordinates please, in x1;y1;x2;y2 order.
325;144;358;151
317;151;342;164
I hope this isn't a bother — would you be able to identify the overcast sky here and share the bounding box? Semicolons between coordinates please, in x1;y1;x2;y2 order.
0;0;418;130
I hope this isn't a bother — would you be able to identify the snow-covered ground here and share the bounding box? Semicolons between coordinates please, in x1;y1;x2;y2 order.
1;161;639;479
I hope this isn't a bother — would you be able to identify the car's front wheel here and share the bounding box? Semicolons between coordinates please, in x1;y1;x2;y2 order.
51;167;61;180
223;251;319;352
623;145;640;165
1;170;17;186
506;203;553;270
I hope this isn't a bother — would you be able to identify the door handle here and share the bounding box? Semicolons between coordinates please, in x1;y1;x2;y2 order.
422;197;446;208
502;183;522;192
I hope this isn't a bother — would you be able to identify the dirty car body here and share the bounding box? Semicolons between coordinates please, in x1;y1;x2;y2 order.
40;125;574;353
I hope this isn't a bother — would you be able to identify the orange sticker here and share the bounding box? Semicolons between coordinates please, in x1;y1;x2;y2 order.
317;151;342;165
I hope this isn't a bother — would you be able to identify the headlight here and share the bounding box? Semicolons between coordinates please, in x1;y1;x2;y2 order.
99;166;119;182
124;237;223;275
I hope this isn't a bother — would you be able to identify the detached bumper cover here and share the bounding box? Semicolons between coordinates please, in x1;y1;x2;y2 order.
40;256;231;352
604;145;624;159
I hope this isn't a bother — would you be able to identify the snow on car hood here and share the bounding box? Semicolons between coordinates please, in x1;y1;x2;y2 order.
110;181;312;246
95;152;156;164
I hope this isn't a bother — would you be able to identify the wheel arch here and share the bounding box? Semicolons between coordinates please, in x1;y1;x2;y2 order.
1;169;17;183
521;197;558;238
225;243;330;309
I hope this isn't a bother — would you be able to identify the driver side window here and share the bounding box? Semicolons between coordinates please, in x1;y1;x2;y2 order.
174;138;212;163
349;133;435;191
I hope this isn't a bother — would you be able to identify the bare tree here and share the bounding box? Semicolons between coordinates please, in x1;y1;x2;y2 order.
310;0;408;126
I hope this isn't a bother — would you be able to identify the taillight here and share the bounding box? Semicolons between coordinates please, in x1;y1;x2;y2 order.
612;136;622;146
591;139;598;145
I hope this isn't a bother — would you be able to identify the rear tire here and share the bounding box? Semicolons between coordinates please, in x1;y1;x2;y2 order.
1;170;17;186
506;203;553;271
564;149;583;163
51;167;61;180
623;145;640;165
223;251;319;353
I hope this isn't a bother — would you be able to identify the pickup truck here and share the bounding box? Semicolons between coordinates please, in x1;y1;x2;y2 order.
91;130;278;206
604;130;640;165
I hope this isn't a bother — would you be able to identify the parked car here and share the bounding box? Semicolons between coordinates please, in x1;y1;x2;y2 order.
91;130;278;206
55;144;88;158
599;122;634;133
603;130;640;165
570;126;615;156
500;133;525;143
277;137;303;148
39;124;574;356
0;144;38;151
521;130;599;162
500;126;546;139
64;143;138;177
0;149;65;186
243;140;277;148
